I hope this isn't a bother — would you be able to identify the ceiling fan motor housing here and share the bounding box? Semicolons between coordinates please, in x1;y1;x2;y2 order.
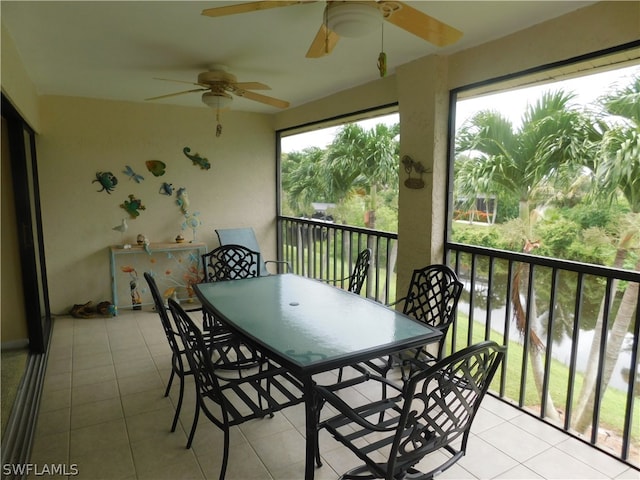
197;70;237;86
327;2;383;37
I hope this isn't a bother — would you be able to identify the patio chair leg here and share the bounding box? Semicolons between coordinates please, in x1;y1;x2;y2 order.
186;400;200;449
170;373;185;432
218;428;230;480
164;368;175;398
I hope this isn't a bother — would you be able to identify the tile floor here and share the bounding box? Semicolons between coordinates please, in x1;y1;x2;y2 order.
29;310;639;480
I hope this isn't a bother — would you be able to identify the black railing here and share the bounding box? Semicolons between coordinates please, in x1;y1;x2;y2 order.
276;216;639;466
447;242;639;467
278;216;398;304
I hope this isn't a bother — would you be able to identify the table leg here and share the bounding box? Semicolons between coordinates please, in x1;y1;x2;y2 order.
304;377;319;480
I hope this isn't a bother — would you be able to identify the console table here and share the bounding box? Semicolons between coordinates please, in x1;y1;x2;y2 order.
109;242;207;312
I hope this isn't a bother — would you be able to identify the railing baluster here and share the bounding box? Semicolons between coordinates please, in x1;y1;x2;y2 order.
621;291;639;461
485;255;494;340
592;277;614;445
565;271;583;431
541;267;559;422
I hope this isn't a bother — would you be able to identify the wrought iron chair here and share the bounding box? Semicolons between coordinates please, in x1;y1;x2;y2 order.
167;299;304;473
326;247;372;295
393;264;464;379
143;272;203;433
343;264;464;389
200;244;266;372
202;243;261;281
216;227;291;275
316;341;505;480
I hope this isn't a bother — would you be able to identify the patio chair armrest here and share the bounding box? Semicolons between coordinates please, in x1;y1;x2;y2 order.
264;260;292;274
386;296;407;308
320;275;351;285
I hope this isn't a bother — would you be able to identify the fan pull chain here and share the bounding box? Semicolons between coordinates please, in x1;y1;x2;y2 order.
378;22;387;77
216;109;222;137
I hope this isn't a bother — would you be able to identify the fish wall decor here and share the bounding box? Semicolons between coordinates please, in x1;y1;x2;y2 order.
145;160;166;177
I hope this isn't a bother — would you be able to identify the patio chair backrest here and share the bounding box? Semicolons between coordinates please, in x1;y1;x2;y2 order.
216;227;269;276
391;341;505;476
348;248;372;294
202;244;260;282
402;264;463;358
143;272;184;361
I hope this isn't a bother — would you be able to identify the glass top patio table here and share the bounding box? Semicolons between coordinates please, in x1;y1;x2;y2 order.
194;273;442;480
194;273;441;375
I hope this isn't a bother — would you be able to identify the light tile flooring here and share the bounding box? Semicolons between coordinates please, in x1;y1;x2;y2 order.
29;310;639;480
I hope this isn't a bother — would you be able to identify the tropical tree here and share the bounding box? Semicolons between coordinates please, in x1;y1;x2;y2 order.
455;90;597;420
573;76;640;433
325;122;399;228
282;122;399;227
281;147;329;216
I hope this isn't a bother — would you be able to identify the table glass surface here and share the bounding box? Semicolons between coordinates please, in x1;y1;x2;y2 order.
195;274;439;370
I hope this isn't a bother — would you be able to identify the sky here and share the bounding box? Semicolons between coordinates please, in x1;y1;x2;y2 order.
281;63;639;153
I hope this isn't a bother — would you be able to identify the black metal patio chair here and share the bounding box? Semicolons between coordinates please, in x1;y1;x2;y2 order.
325;247;372;295
393;264;464;380
316;341;505;480
167;298;304;477
216;227;291;275
340;264;464;393
144;271;203;433
200;244;267;372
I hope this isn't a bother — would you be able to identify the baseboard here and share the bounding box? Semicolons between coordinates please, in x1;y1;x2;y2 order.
0;340;29;351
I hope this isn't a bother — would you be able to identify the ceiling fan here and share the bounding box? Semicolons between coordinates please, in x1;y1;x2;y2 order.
145;65;290;110
201;1;463;58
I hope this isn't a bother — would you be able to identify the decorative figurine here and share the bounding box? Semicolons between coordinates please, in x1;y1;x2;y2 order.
136;234;146;245
93;171;118;194
176;187;190;215
183;147;211;170
120;194;146;218
112;218;129;247
145;160;166;177
123;165;144;183
159;182;174;196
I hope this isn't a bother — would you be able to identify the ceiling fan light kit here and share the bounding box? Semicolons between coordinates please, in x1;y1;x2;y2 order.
201;91;233;109
326;2;382;37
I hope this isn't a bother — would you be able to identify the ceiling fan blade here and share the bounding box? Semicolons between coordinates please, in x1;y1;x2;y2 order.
202;1;312;18
153;77;202;86
145;88;208;101
305;23;340;58
378;1;462;47
234;82;271;90
233;89;290;109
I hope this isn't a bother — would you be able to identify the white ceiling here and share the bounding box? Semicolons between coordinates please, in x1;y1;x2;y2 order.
1;1;597;113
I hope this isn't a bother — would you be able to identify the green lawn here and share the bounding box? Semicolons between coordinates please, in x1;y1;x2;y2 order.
447;317;640;448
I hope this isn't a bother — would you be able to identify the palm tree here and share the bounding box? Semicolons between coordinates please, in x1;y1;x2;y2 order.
456;90;596;420
281;147;329;216
326;122;399;228
573;76;640;433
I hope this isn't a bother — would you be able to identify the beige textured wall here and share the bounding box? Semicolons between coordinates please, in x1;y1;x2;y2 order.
37;96;276;314
1;24;40;132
